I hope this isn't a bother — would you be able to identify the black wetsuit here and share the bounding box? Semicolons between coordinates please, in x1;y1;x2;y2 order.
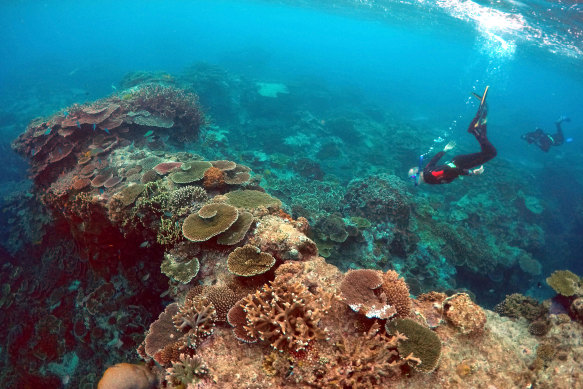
423;116;497;185
521;123;564;152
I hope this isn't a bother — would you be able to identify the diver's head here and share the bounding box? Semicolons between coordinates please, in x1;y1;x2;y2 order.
408;167;423;185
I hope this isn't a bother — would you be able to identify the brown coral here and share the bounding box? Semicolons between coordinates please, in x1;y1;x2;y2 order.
186;285;240;322
203;166;225;189
324;322;410;388
443;293;486;335
144;303;183;362
227;244;276;277
97;363;157;389
182;203;238;242
172;296;217;349
340;269;410;319
240;278;332;352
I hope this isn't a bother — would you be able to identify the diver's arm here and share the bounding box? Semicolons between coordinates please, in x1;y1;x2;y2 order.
426;151;445;169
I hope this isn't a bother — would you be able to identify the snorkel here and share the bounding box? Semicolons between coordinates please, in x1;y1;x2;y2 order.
408;155;424;186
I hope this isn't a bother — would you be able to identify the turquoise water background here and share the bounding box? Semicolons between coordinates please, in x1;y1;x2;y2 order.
1;0;582;269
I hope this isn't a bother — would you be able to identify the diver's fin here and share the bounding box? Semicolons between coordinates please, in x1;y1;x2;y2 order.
472;85;489;106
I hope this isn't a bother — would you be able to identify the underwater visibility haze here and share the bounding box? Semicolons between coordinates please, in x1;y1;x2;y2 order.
1;0;583;388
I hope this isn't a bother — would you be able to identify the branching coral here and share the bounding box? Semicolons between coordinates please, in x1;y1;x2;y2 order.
172;296;217;349
238;278;332;352
165;354;209;387
324;322;411;388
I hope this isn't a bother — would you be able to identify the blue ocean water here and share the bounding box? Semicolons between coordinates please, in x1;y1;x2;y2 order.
1;0;583;387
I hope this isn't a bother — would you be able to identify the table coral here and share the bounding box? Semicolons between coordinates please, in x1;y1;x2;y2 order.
227;244;276;277
182;203;238;242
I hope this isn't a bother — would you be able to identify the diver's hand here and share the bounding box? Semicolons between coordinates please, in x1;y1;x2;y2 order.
557;115;571;124
472;166;484;175
443;141;456;152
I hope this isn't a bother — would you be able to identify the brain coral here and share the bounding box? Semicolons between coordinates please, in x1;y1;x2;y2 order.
386;318;442;373
225;189;282;209
170;161;212;184
182;203;238;242
186;285;240;322
227;244;276;277
546;270;581;297
216;211;254;245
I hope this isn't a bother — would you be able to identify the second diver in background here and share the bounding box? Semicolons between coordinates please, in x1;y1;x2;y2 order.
521;116;571;152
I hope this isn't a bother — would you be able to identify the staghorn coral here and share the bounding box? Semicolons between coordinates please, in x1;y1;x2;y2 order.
324;321;410;388
443;293;486;335
386;318;441;373
227;244;276;277
240;277;332;352
546;270;581;297
340;269;410;319
182;203;238;242
173;296;217;349
157;218;182;246
165;354;209;387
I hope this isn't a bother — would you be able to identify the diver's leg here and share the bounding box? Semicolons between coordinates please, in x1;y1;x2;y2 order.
452;138;497;169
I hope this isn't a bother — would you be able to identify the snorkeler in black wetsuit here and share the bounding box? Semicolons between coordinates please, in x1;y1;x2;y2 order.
521;116;570;152
408;86;497;185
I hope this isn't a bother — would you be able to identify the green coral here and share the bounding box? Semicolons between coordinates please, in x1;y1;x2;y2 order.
161;253;200;284
494;293;547;322
170;161;212;184
157;218;182;246
546;270;581;297
386;318;441;373
216;211;254;245
166;355;209;386
225;189;282;209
